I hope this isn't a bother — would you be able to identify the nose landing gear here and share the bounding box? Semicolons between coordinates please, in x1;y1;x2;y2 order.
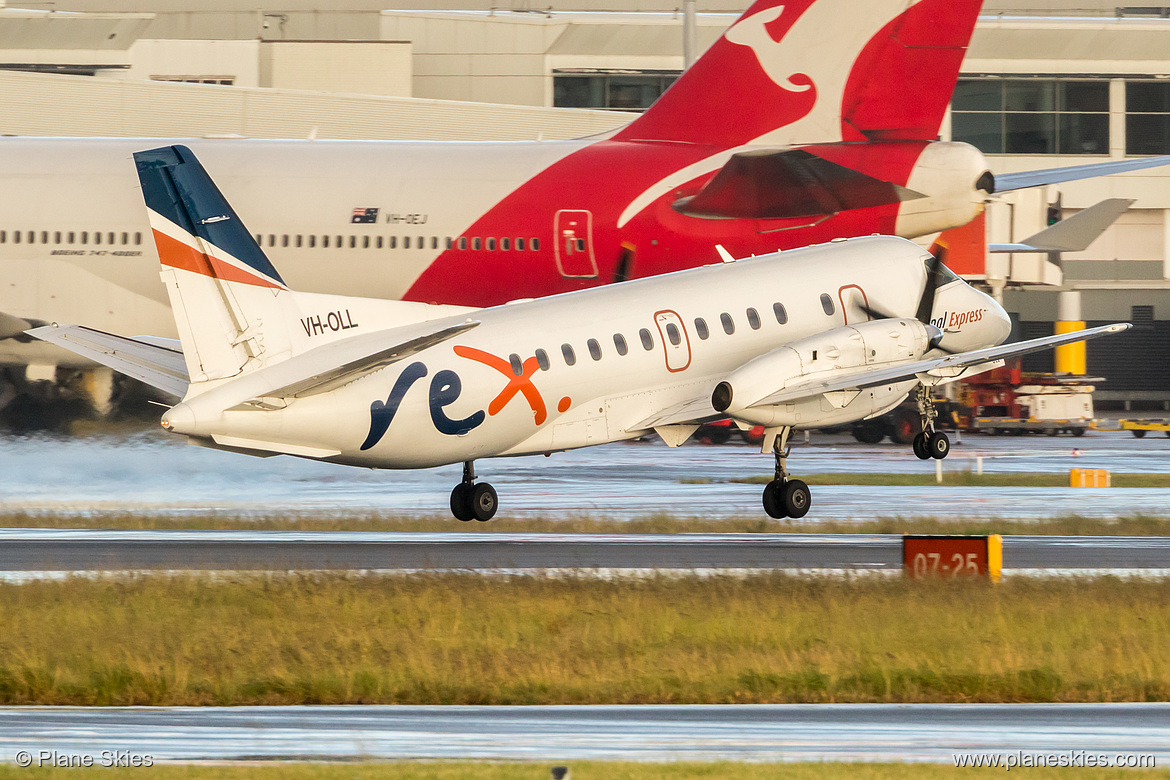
761;427;811;519
450;460;498;522
911;384;950;460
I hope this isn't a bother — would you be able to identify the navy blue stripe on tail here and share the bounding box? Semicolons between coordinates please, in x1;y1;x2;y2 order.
134;145;286;287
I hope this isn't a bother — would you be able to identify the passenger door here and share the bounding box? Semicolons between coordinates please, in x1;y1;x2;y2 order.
654;309;692;373
554;209;599;278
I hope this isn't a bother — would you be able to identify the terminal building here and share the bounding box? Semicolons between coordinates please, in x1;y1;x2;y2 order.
0;0;1168;408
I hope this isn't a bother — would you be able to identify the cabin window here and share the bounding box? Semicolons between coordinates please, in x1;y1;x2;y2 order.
613;333;628;356
254;234;261;244
284;235;292;248
773;302;788;324
107;232;115;245
431;236;438;250
694;318;709;340
121;232;129;245
388;236;396;249
12;231;20;244
446;237;453;250
322;235;330;248
134;232;142;245
362;236;369;249
0;231;5;243
517;238;526;251
509;353;524;376
93;232;100;245
473;237;482;250
720;313;735;334
348;236;356;248
587;338;602;361
487;238;497;251
309;235;317;248
501;237;511;251
639;328;654;350
376;236;383;249
665;323;682;346
404;236;411;249
531;237;541;251
267;235;275;247
296;235;304;247
41;231;48;244
820;293;835;315
747;307;761;330
459;237;468;250
416;236;423;248
68;232;75;244
54;231;62;244
336;235;343;247
561;343;576;366
81;232;88;245
535;348;550;371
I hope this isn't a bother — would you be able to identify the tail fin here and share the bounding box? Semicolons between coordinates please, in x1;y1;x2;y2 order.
135;145;465;387
618;0;982;146
136;145;290;383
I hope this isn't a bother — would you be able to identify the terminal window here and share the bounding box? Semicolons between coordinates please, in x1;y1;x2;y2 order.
1126;81;1170;155
554;71;679;111
951;79;1109;155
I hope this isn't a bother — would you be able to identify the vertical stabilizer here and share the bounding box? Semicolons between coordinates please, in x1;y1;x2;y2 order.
135;145;290;383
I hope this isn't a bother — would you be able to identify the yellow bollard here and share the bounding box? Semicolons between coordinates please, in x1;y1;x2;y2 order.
1070;468;1110;487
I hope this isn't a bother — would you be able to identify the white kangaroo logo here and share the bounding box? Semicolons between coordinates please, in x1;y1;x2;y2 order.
724;5;813;94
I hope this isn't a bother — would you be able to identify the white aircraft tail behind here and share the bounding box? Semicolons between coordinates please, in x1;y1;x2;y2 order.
135;145;467;387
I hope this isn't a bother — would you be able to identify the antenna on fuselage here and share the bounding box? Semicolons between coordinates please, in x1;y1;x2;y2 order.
715;244;736;264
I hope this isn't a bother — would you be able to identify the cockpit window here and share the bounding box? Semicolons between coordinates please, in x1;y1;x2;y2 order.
925;254;962;286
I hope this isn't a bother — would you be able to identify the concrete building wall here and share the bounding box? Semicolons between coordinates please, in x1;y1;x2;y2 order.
259;40;412;97
94;39;261;86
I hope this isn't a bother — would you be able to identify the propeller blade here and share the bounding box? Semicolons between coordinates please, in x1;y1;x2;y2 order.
915;244;947;325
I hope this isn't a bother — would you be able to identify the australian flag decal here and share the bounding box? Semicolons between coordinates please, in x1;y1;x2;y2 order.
351;207;379;224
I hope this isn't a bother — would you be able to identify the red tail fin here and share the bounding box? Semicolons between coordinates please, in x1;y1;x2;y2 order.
618;0;983;147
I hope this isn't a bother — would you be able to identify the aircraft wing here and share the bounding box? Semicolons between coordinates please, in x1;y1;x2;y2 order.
990;156;1170;193
674;149;924;221
751;323;1129;407
636;323;1129;429
26;324;189;399
989;198;1134;253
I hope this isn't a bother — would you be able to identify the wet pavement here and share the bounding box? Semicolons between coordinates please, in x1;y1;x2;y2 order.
1;427;1167;521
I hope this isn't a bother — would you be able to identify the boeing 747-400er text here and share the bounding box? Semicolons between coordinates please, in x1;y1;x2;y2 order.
3;0;1167;390
31;146;1130;518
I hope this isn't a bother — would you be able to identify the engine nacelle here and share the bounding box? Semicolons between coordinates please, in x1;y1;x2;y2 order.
712;318;935;428
894;141;990;239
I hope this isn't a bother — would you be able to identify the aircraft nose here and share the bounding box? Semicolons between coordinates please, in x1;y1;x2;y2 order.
161;402;196;435
987;300;1012;346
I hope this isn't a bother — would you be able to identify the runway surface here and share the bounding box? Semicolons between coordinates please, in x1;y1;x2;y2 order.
0;530;1166;572
2;429;1169;521
2;704;1166;762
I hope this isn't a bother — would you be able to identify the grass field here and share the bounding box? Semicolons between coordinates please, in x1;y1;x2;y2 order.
0;573;1166;707
0;764;1165;779
0;510;1167;536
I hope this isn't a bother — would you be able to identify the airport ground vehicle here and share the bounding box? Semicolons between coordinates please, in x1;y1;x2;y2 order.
1117;419;1170;438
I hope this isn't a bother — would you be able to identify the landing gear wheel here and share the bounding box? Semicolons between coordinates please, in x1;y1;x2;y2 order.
469;482;498;522
928;431;950;460
912;432;931;460
781;479;811;519
1072;428;1085;437
1133;429;1146;438
762;480;787;519
450;484;474;522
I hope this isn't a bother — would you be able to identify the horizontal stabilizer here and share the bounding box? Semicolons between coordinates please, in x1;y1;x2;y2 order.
237;320;480;406
27;325;189;399
990;156;1170;193
675;149;924;221
0;311;43;340
989;198;1134;254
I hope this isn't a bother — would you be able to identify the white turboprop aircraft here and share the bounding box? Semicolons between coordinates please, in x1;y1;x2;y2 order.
32;146;1129;520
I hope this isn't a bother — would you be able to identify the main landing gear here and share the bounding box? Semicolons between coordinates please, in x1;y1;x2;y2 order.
450;460;498;522
910;384;950;461
761;427;811;520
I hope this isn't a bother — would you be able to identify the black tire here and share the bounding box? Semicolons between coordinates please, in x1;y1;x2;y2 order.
1071;428;1085;437
1047;428;1058;437
450;484;473;522
1133;429;1146;438
782;479;811;519
470;482;498;522
853;424;885;444
912;432;931;460
928;431;950;460
762;480;787;519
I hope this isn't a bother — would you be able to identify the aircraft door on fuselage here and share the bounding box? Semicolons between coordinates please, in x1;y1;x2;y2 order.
554;209;599;278
654;309;691;373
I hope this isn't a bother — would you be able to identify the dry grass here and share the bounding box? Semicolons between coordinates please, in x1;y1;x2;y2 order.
0;574;1166;707
0;510;1169;536
0;764;1165;780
